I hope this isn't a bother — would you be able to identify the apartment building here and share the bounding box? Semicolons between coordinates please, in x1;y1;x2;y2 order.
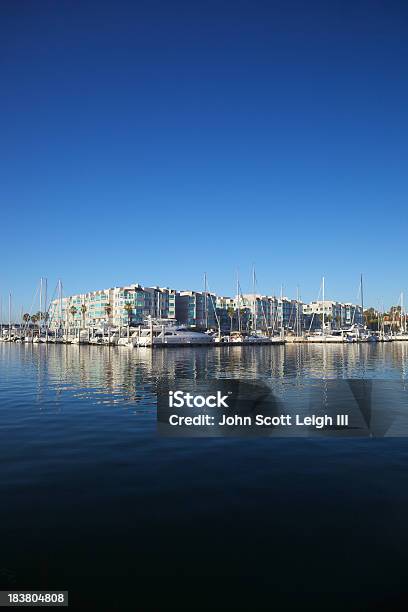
48;284;176;329
175;291;217;329
302;300;363;329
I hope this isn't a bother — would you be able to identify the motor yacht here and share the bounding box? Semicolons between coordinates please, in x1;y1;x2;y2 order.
137;325;213;347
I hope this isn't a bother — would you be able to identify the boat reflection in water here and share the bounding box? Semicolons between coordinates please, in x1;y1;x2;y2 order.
3;340;407;412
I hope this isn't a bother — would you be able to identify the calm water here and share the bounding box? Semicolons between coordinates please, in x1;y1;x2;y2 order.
1;343;408;610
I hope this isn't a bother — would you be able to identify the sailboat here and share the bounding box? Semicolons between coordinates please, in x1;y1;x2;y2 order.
219;269;274;345
47;280;64;343
392;292;408;340
306;277;347;343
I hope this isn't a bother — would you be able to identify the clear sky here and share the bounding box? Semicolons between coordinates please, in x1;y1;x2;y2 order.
1;0;407;318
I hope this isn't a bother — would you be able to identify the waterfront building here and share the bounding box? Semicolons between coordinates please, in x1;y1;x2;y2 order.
215;296;251;332
175;291;217;329
238;295;303;333
215;296;236;332
342;302;364;326
111;285;176;326
239;294;276;331
302;300;363;329
277;297;303;332
214;294;302;333
48;280;361;334
48;284;176;329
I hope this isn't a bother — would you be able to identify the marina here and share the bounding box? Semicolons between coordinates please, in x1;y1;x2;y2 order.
2;274;408;347
1;325;403;346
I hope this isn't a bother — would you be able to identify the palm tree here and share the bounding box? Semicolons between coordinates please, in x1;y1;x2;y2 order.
103;304;112;338
70;305;77;328
23;313;30;324
80;304;87;329
227;307;235;333
35;311;43;332
124;302;133;328
30;314;38;327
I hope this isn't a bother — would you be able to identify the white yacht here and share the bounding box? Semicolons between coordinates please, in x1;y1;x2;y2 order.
47;335;63;344
102;331;119;346
89;336;104;345
72;331;90;344
306;330;347;343
137;325;214;347
244;332;272;344
392;333;408;341
216;331;281;345
118;332;139;347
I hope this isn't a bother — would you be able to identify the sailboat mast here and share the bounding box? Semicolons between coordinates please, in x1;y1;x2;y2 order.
44;278;48;335
58;280;62;329
204;272;208;329
360;273;364;326
39;277;43;334
401;292;404;333
381;303;385;336
280;284;283;334
236;272;241;333
252;265;257;332
8;292;11;336
322;276;325;334
296;285;300;337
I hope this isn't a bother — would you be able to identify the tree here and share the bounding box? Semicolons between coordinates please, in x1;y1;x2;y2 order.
80;304;87;328
227;307;235;332
23;313;30;323
364;308;379;330
104;303;112;317
70;305;77;327
124;302;133;327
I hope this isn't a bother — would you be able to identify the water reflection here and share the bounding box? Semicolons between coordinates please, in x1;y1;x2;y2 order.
1;342;408;409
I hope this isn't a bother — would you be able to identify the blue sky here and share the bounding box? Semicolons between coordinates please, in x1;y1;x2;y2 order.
1;0;407;318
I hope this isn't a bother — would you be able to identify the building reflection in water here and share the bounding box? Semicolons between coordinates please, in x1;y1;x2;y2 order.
2;342;408;411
